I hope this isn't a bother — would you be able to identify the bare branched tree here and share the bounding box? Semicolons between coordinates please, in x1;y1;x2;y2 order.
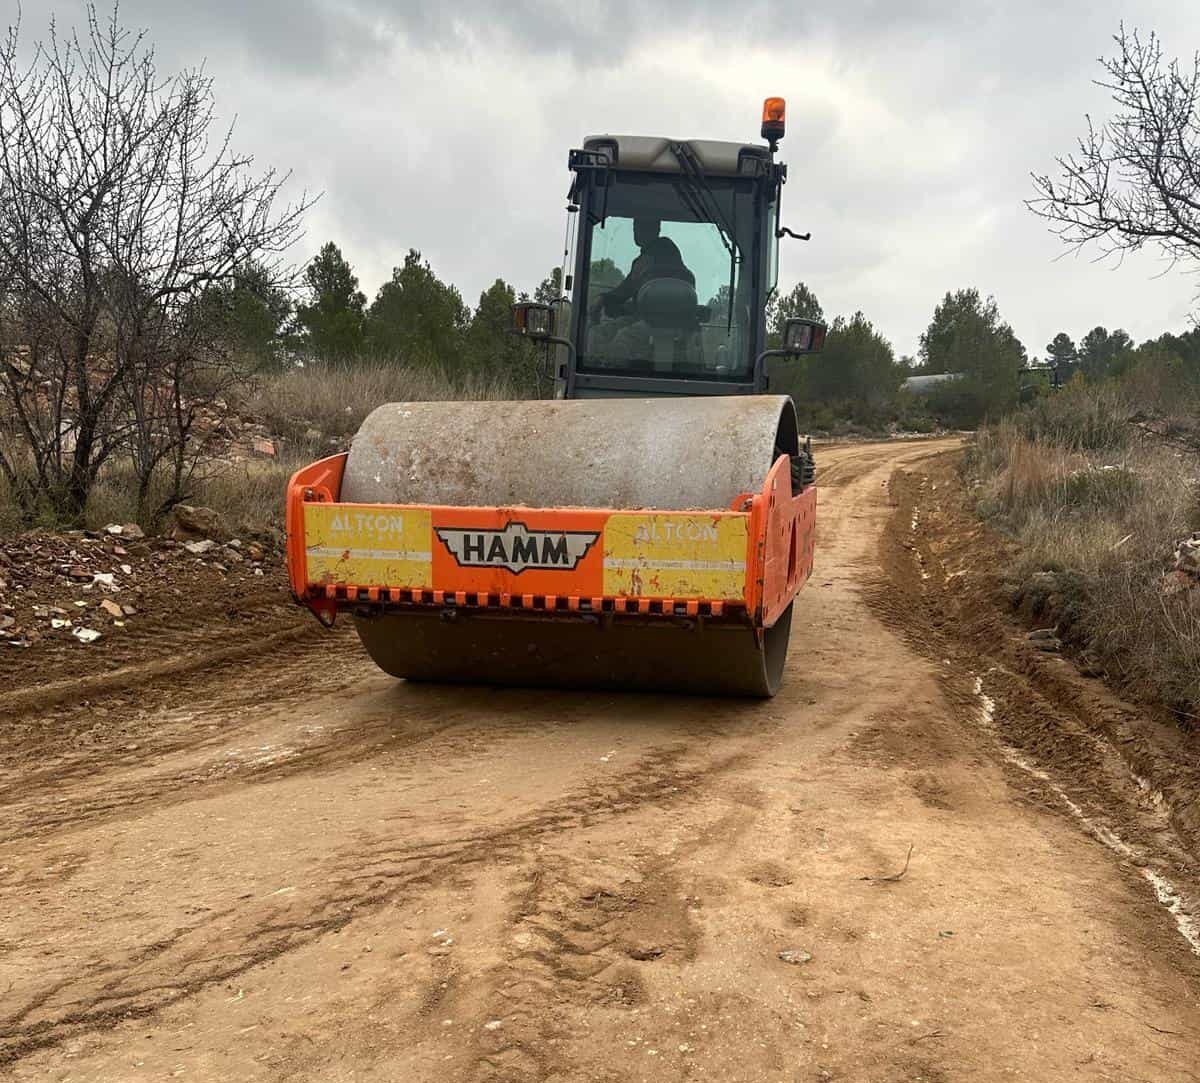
0;4;311;520
1030;27;1200;277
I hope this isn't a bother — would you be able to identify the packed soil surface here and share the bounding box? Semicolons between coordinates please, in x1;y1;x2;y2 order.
1;438;1198;1082
0;528;314;715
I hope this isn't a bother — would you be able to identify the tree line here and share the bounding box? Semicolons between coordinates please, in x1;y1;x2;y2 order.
273;252;1023;430
274;251;1028;429
1043;326;1200;386
290;242;562;393
2;5;1198;526
762;282;1029;430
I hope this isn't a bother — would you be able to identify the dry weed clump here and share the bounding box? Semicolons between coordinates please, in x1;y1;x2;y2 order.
1008;380;1134;452
84;455;307;538
248;361;524;450
968;399;1200;715
0;473;19;534
1;360;524;537
1088;559;1200;714
0;454;305;539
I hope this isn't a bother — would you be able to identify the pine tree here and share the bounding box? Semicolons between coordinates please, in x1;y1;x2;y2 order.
918;289;1025;416
534;267;563;304
295;242;366;364
1078;326;1134;381
197;261;292;370
766;282;824;346
805;312;901;406
366;250;469;365
1046;332;1077;368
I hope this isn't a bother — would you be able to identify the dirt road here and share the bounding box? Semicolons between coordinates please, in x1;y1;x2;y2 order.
2;439;1198;1081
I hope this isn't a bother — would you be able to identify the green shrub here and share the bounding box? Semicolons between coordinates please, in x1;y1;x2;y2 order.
1056;464;1140;512
1010;382;1132;451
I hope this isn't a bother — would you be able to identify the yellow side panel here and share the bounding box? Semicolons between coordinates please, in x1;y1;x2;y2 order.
602;514;748;599
304;505;432;587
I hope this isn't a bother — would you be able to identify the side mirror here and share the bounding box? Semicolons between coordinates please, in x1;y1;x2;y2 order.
782;318;826;355
510;302;552;339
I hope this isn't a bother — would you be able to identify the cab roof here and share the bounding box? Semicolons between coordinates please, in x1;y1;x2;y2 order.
581;135;773;177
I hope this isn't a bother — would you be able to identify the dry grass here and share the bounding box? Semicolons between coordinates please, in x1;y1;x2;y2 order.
1090;560;1200;714
973;420;1188;574
0;474;20;534
245;361;524;451
0;455;305;538
85;455;307;538
1007;381;1135;452
968;405;1200;715
1;360;521;537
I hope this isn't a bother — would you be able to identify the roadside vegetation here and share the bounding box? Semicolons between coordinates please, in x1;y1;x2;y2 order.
964;379;1200;715
0;3;1196;579
0;362;520;538
959;26;1200;720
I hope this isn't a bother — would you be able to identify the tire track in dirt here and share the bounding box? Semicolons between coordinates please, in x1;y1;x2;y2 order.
0;596;339;776
461;807;724;1083
870;454;1200;958
0;630;366;837
9;437;1200;1083
1;610;321;719
0;550;308;697
0;733;759;1067
0;643;762;845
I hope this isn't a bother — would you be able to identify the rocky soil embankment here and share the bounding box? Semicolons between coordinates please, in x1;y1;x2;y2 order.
0;504;307;704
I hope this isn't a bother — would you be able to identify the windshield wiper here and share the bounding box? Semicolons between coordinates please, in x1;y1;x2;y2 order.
669;141;740;329
669;142;738;259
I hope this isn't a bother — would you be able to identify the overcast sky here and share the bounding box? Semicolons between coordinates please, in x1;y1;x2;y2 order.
16;1;1200;359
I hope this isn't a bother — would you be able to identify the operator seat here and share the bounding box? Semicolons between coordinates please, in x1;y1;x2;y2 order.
636;278;700;372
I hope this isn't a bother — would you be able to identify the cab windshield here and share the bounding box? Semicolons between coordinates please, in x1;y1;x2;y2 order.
579;172;759;381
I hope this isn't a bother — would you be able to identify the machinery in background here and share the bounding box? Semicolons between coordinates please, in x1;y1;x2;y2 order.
286;98;825;696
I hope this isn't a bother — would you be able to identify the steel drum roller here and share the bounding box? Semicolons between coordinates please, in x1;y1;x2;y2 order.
341;396;800;696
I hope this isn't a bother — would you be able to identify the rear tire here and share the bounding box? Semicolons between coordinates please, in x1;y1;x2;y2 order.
790;451;815;491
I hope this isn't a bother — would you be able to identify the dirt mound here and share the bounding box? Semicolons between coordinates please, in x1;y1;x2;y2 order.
0;527;311;713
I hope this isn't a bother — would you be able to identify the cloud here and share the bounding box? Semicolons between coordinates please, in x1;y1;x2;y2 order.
116;0;394;77
12;0;1200;357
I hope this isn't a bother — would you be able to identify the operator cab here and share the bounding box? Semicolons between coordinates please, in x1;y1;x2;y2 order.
511;99;824;399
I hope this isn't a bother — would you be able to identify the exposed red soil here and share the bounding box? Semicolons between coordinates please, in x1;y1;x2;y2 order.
1;439;1198;1082
0;528;315;710
873;452;1200;874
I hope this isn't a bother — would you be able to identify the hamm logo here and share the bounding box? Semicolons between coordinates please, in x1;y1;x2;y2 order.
435;522;600;574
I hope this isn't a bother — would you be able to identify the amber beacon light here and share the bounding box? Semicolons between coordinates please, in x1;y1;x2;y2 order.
761;96;786;150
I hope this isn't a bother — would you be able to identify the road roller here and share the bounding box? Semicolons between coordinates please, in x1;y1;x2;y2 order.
285;98;825;696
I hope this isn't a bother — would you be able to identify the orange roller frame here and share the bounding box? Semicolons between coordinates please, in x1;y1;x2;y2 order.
285;452;814;632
